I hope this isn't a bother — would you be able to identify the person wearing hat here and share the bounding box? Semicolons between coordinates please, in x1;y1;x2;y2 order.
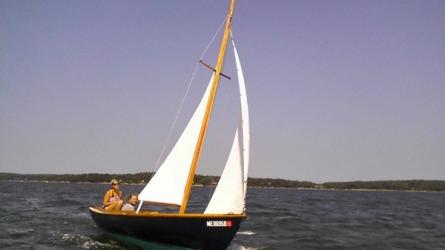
102;179;124;211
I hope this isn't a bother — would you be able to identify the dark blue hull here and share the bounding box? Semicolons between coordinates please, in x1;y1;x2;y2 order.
89;207;245;249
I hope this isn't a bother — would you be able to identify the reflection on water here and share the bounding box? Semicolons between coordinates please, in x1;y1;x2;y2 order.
107;232;191;250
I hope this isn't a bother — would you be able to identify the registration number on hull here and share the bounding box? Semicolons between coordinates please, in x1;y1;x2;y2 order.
206;220;233;227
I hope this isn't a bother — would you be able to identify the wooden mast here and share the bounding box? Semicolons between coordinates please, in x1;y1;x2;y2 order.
179;0;236;214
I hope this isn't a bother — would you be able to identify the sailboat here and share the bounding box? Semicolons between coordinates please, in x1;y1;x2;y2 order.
89;0;249;249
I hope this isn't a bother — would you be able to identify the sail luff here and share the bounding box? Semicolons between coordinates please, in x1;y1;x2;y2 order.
179;0;237;214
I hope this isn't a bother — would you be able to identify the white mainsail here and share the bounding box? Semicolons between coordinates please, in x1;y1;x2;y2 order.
138;75;214;206
205;38;249;214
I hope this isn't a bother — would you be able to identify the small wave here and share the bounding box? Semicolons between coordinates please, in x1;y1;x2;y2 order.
276;215;297;220
49;232;121;249
69;212;90;219
45;198;83;207
25;197;42;209
228;243;259;250
237;231;256;235
0;192;11;197
6;228;35;240
8;228;34;234
81;239;120;249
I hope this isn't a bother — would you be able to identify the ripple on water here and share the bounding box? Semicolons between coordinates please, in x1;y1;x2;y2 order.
25;197;42;210
228;243;259;250
44;198;83;208
237;231;256;236
6;228;35;239
48;232;123;249
69;212;91;219
1;227;38;249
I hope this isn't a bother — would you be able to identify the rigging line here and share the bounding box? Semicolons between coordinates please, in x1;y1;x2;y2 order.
153;63;199;171
199;16;227;60
152;16;228;172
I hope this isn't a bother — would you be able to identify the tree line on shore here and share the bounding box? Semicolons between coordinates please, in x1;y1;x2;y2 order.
1;172;444;191
322;180;445;191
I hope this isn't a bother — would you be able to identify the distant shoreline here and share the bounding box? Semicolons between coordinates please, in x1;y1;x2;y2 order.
1;172;445;192
1;179;444;193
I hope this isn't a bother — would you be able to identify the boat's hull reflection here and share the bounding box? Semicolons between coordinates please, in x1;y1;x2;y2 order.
106;232;191;250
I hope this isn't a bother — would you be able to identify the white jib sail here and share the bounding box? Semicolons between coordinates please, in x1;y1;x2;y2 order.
204;129;244;214
204;38;250;214
138;75;214;206
232;38;250;197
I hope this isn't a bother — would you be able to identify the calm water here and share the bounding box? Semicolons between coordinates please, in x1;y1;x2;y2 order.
1;181;444;249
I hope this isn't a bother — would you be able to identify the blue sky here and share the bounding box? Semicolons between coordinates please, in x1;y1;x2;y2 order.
1;0;444;182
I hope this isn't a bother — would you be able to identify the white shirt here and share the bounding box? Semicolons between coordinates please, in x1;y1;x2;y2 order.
121;203;135;211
